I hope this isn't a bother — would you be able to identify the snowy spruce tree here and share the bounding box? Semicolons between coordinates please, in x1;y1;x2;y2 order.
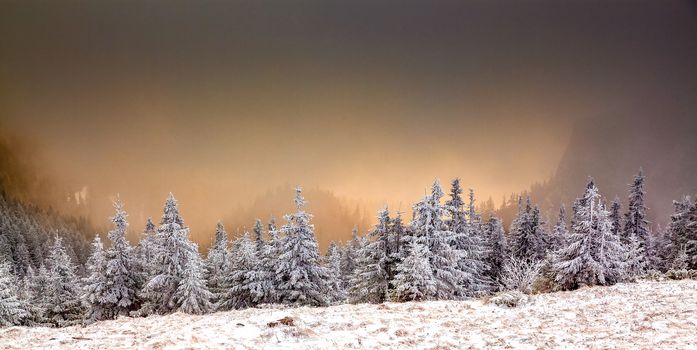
45;236;84;326
552;180;624;290
205;222;229;305
24;264;51;326
549;205;569;252
483;215;506;287
137;217;158;278
220;232;270;310
339;226;360;290
174;244;212;314
275;187;329;306
140;193;199;315
609;198;622;236
668;196;697;269
324;241;346;302
0;261;27;327
445;180;489;296
104;199;143;317
82;235;109;323
509;197;547;262
622;169;649;264
349;207;392;303
392;240;436;302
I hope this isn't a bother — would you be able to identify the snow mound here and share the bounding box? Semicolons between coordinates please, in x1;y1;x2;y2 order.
2;280;697;349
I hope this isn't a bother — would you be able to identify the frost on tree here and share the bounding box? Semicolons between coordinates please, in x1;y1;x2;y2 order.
137;217;158;278
445;180;489;296
668;196;697;269
82;235;109;323
24;264;51;326
323;241;345;302
104;199;143;317
393;240;436;302
483;215;506;287
339;226;360;291
552;180;625;290
275;187;329;306
549;205;569;252
349;207;392;304
206;221;229;305
622;169;650;265
509;197;547;262
174;243;212;314
140;193;199;315
219;232;262;310
45;236;84;327
0;261;27;327
411;180;464;300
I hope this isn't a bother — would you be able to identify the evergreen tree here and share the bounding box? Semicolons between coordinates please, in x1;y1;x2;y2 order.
0;261;27;326
220;233;256;310
137;217;158;278
509;197;546;261
622;169;649;264
82;235;109;323
324;241;345;302
668;196;696;268
483;215;506;287
549;205;569;252
104;199;142;316
140;193;198;315
205;222;229;305
552;180;625;290
339;227;360;290
174;244;212;314
275;187;329;306
349;207;391;303
253;219;265;255
24;264;51;326
393;240;436;302
45;236;84;327
609;198;622;236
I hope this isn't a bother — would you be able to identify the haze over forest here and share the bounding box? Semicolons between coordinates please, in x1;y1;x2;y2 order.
1;1;696;249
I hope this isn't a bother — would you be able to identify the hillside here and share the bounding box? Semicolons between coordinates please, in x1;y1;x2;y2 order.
2;279;696;349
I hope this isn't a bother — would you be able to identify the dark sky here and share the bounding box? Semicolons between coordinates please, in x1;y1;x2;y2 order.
1;1;696;242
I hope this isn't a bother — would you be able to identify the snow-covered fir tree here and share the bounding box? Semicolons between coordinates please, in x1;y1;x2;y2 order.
140;193;199;315
45;236;84;326
349;207;392;303
392;240;436;302
174;244;212;314
253;219;265;255
552;180;625;290
609;198;622;236
0;261;27;326
205;222;229;305
622;169;650;264
668;196;697;269
339;226;360;290
82;235;109;323
104;199;143;317
483;215;506;287
509;197;547;262
275;187;329;306
411;180;464;300
137;217;158;278
324;241;346;302
23;264;51;326
445;180;489;296
549;205;569;252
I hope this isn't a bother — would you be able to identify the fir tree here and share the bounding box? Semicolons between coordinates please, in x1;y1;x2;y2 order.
104;199;142;316
483;215;506;287
140;193;198;315
82;235;109;323
349;207;391;303
609;198;622;236
275;187;329;306
339;227;360;290
324;241;345;302
137;217;158;278
0;261;27;326
668;196;696;268
549;205;569;252
393;240;436;302
174;244;212;314
509;197;546;262
24;264;51;326
205;221;229;305
622;169;649;264
45;236;84;327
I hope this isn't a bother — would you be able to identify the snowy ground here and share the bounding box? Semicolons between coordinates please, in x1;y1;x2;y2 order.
2;280;696;349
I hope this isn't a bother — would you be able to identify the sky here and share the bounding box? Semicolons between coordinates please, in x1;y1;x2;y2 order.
1;1;696;246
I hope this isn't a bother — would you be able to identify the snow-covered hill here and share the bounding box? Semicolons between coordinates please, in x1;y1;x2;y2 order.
2;280;696;349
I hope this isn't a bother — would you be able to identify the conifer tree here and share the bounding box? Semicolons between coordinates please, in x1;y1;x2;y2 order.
140;193;198;314
609;198;622;236
104;199;142;316
483;215;506;286
45;236;84;326
82;235;109;323
349;207;391;303
393;240;436;302
205;222;229;305
137;217;158;278
0;261;27;326
622;169;649;263
509;197;546;261
324;241;345;302
24;264;51;326
174;244;212;314
339;227;360;290
549;205;569;252
275;187;329;306
668;196;696;268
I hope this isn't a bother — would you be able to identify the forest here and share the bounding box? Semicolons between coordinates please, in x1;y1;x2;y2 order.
1;168;697;327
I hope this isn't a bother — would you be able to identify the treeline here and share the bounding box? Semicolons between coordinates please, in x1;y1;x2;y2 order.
2;169;697;327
